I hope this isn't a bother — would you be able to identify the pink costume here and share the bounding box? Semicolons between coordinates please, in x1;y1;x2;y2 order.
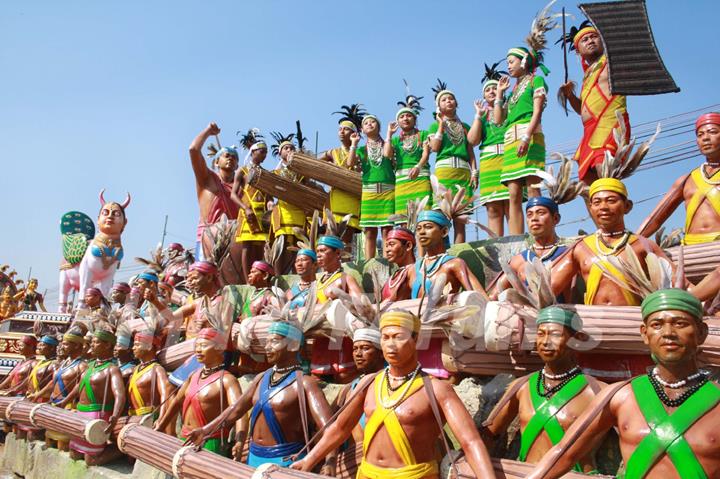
196;171;239;253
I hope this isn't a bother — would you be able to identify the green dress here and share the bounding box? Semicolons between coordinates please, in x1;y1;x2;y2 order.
478;111;510;204
357;143;395;228
501;75;547;183
428;119;473;202
391;130;433;217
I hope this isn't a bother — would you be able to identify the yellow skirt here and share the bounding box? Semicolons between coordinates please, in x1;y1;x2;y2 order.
271;201;306;236
328;188;360;229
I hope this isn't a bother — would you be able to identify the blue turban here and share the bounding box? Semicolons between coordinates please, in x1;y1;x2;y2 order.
40;335;59;346
137;271;159;283
214;146;239;160
116;334;132;348
268;322;304;344
297;249;317;261
417;210;452;228
526;196;559;215
317;235;344;250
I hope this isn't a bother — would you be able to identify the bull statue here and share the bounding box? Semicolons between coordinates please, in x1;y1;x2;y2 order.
58;190;130;312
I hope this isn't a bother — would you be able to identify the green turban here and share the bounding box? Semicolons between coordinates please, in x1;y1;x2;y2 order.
536;306;582;332
641;289;703;321
94;329;116;344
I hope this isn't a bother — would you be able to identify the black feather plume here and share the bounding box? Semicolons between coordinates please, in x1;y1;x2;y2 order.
237;128;264;150
555;20;593;51
431;78;449;98
295;120;308;151
333;103;366;131
482;61;508;83
269;131;295;157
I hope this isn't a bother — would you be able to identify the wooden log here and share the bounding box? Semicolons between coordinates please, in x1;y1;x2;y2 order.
665;240;720;283
247;167;329;215
30;404;108;445
287;152;361;197
117;424;324;479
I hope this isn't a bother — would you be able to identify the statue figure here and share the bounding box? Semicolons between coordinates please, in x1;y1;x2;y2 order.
381;226;417;301
58;211;95;313
184;320;336;473
558;21;630;185
110;282;130;310
0;286;19;320
17;278;46;312
285;249;317;310
482;307;605;473
290;310;497;478
74;190;131;309
638;113;720;244
18;335;58;441
528;289;720;479
0;335;38;396
114;323;137;380
127;328;174;429
58;329;126;466
154;325;241;456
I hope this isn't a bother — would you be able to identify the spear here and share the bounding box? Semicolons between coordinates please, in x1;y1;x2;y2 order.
562;7;569;116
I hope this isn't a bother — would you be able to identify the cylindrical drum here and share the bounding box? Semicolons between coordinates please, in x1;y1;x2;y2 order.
31;404;109;445
6;399;36;427
336;442;363;479
666;240;720;283
0;397;22;419
247;167;329;215
444;456;609;479
158;339;196;371
111;414;153;439
287;152;362;196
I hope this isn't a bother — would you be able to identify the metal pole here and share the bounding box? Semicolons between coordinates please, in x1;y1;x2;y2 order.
160;215;169;248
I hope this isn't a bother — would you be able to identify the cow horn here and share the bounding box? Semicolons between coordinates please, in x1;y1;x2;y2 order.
99;188;107;206
121;192;131;209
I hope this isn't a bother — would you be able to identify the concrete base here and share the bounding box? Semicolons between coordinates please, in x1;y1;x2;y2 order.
1;433;169;479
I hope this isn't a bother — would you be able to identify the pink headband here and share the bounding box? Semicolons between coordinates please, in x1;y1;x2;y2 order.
387;228;416;245
251;261;274;276
189;261;218;275
85;287;102;296
696;113;720;131
112;283;131;293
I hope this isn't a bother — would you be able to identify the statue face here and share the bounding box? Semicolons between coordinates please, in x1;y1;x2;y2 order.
483;85;498;104
338;125;354;143
27;279;38;292
353;340;382;373
697;123;720;158
535;323;574;363
416;221;447;248
98;203;127;236
280;144;295;161
36;341;55;358
507;55;526;78
62;339;82;358
641;310;707;365
194;338;222;365
110;289;127;304
247;267;268;287
90;337;113;359
526;206;560;238
132;341;153;360
438;93;457;115
20;340;35;356
589;191;631;230
264;334;291;365
384;238;412;265
84;291;102;308
316;245;340;270
294;255;316;277
216;151;239;172
381;326;416;367
251;147;267;165
188;270;214;293
397;112;416;130
577;31;603;58
362;118;380;136
56;342;66;359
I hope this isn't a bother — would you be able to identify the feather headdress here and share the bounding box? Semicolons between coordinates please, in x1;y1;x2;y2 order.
238;128;264;151
134;243;167;274
526;0;563;55
270;131;295;157
431;79;449;99
289;210;320;253
295;120;308;152
555;19;593;51
329;269;383;337
333;104;366;131
387;196;431;232
322;208;354;258
482;61;508;84
397;79;424;114
534;153;587;204
594;112;661;181
432;182;497;238
203;215;237;269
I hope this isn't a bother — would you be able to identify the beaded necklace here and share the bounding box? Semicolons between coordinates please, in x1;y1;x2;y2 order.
400;129;421;154
594;230;631;257
270;364;302;387
537;366;582;398
380;363;421;409
509;75;532;106
701;163;720;185
648;371;710;408
200;364;224;379
443;118;466;146
421;253;448;279
366;139;384;167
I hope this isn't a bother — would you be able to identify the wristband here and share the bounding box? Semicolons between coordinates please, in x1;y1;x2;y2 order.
520;134;530;143
432;133;443;141
474;114;482;121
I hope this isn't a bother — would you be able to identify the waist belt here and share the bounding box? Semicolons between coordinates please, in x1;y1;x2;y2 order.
481;144;504;155
362;183;395;194
77;402;113;413
683;231;720;245
504;122;543;144
436;156;470;170
249;441;304;459
396;167;430;178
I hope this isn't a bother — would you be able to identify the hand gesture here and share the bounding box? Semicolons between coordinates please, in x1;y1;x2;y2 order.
350;132;361;146
517;140;529;157
408;166;420;180
474;99;484;116
559;81;576;97
206;123;221;136
435;109;444;125
143;287;158;304
182;427;207;450
497;76;511;95
104;415;118;435
320;464;337;476
470;173;479;190
290;459;312;472
387;121;399;136
231;441;244;460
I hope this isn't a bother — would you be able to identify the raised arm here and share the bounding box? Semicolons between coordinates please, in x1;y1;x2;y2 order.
435;379;496;478
451;259;489;299
636;174;688;237
466;100;485;147
190;123;220;190
384;122;398;159
494;77;510;124
290;382;366;472
429;119;443;153
347;133;361;169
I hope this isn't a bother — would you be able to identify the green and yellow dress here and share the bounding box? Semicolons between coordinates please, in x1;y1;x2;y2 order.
391;130;432;217
327;147;361;229
235;166;269;243
501;74;547;183
357;142;395;228
270;166;306;238
427;118;473;202
478;111;509;204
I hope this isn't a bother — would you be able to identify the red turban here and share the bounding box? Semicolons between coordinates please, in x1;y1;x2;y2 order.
251;261;274;276
189;261;218;275
387;228;416;245
696;113;720;131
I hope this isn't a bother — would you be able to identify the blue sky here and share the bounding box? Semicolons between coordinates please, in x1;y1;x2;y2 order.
1;1;716;307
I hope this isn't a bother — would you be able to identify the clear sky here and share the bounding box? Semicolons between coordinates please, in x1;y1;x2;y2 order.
1;0;716;308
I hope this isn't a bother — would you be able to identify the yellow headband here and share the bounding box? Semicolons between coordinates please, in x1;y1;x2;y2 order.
573;26;598;50
339;120;357;132
380;310;421;335
589;178;628;199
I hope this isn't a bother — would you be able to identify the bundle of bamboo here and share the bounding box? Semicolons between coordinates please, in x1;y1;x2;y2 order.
30;404;108;445
287;153;361;196
247;167;329;215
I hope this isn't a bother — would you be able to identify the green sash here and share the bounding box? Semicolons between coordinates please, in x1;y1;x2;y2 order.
519;372;588;472
77;359;115;412
623;376;720;479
